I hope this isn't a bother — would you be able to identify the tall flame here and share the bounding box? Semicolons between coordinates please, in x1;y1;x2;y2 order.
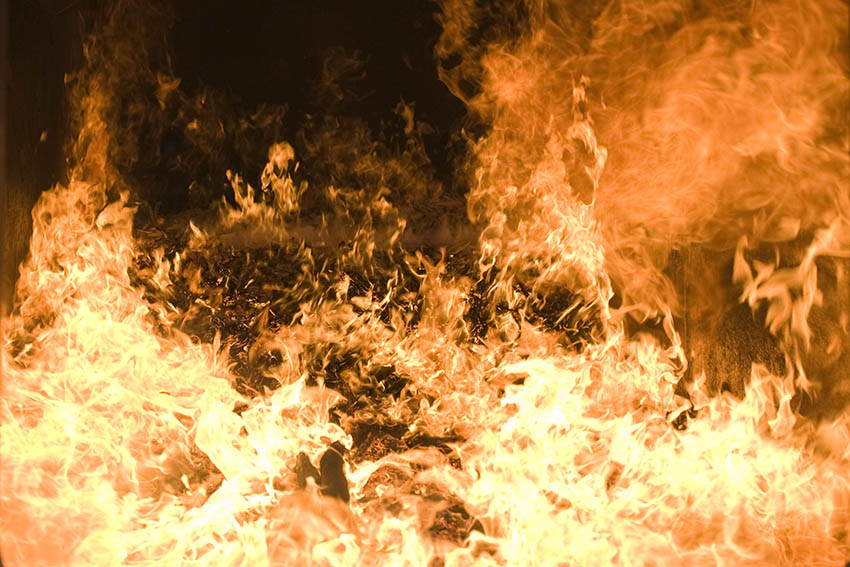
2;0;849;566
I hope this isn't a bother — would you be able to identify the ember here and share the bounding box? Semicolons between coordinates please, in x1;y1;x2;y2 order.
2;0;849;566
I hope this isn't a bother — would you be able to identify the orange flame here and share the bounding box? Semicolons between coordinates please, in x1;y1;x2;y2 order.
2;0;849;565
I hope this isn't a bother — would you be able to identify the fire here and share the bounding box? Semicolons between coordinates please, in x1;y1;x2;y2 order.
2;0;849;566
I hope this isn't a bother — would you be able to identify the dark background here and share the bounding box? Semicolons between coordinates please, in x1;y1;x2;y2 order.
2;0;88;316
1;0;466;314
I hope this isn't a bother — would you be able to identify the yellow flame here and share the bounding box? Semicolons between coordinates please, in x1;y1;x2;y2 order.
2;0;850;565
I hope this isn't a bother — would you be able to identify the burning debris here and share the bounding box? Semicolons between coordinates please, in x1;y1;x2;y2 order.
2;0;849;566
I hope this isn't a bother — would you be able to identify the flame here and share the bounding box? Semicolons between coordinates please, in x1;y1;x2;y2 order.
2;0;850;566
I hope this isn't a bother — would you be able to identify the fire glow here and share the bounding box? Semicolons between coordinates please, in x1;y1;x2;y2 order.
2;1;849;566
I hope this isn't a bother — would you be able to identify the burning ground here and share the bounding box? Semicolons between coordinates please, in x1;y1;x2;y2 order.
1;0;849;565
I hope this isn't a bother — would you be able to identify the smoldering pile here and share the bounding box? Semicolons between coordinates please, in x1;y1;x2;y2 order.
126;157;604;551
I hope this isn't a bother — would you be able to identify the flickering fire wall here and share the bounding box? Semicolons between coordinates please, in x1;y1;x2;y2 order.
1;1;849;565
4;0;848;409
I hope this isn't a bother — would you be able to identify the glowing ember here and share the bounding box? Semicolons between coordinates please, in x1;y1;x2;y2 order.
2;1;848;566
